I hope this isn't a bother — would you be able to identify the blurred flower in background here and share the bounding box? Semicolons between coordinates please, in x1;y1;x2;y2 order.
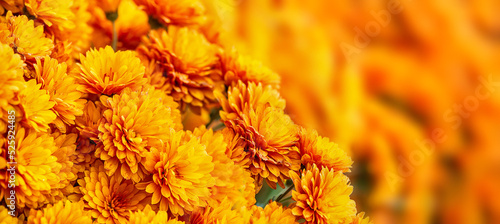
209;0;500;223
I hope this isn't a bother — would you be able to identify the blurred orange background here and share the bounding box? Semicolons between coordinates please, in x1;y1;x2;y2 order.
204;0;500;223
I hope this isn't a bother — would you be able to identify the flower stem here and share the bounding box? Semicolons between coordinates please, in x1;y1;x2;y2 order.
106;11;119;51
112;21;118;51
275;184;294;202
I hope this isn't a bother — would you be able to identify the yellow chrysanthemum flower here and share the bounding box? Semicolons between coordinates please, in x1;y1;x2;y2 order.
96;86;181;182
10;127;59;209
76;46;146;95
220;50;281;88
33;56;85;132
25;0;75;30
27;200;92;224
218;82;300;189
89;0;150;50
129;205;185;224
290;164;357;224
137;27;223;113
250;202;297;224
0;43;24;133
298;128;353;172
0;12;54;61
189;198;243;224
0;205;18;223
133;0;205;25
19;80;57;132
139;130;215;216
190;127;256;208
78;161;149;224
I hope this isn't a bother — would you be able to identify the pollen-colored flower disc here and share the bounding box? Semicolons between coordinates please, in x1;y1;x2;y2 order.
76;46;146;95
290;164;357;224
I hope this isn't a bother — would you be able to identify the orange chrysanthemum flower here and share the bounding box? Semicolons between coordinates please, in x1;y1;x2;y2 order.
95;0;122;12
217;81;285;121
129;205;185;224
350;213;373;224
218;82;300;189
90;0;150;50
191;127;256;208
139;130;215;216
25;0;75;30
137;27;223;113
71;136;99;179
27;200;92;224
290;164;357;224
78;161;149;224
33;56;85;132
19;80;57;132
189;198;243;224
250;202;298;224
72;101;103;178
0;43;24;133
0;0;23;14
76;46;146;95
45;131;78;203
0;136;8;200
9;127;60;209
0;205;18;223
220;50;281;88
75;100;104;141
96;86;181;182
48;0;93;58
133;0;205;25
0;12;54;60
298;128;353;172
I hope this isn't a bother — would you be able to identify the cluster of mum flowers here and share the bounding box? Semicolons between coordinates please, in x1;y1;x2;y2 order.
0;0;371;223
